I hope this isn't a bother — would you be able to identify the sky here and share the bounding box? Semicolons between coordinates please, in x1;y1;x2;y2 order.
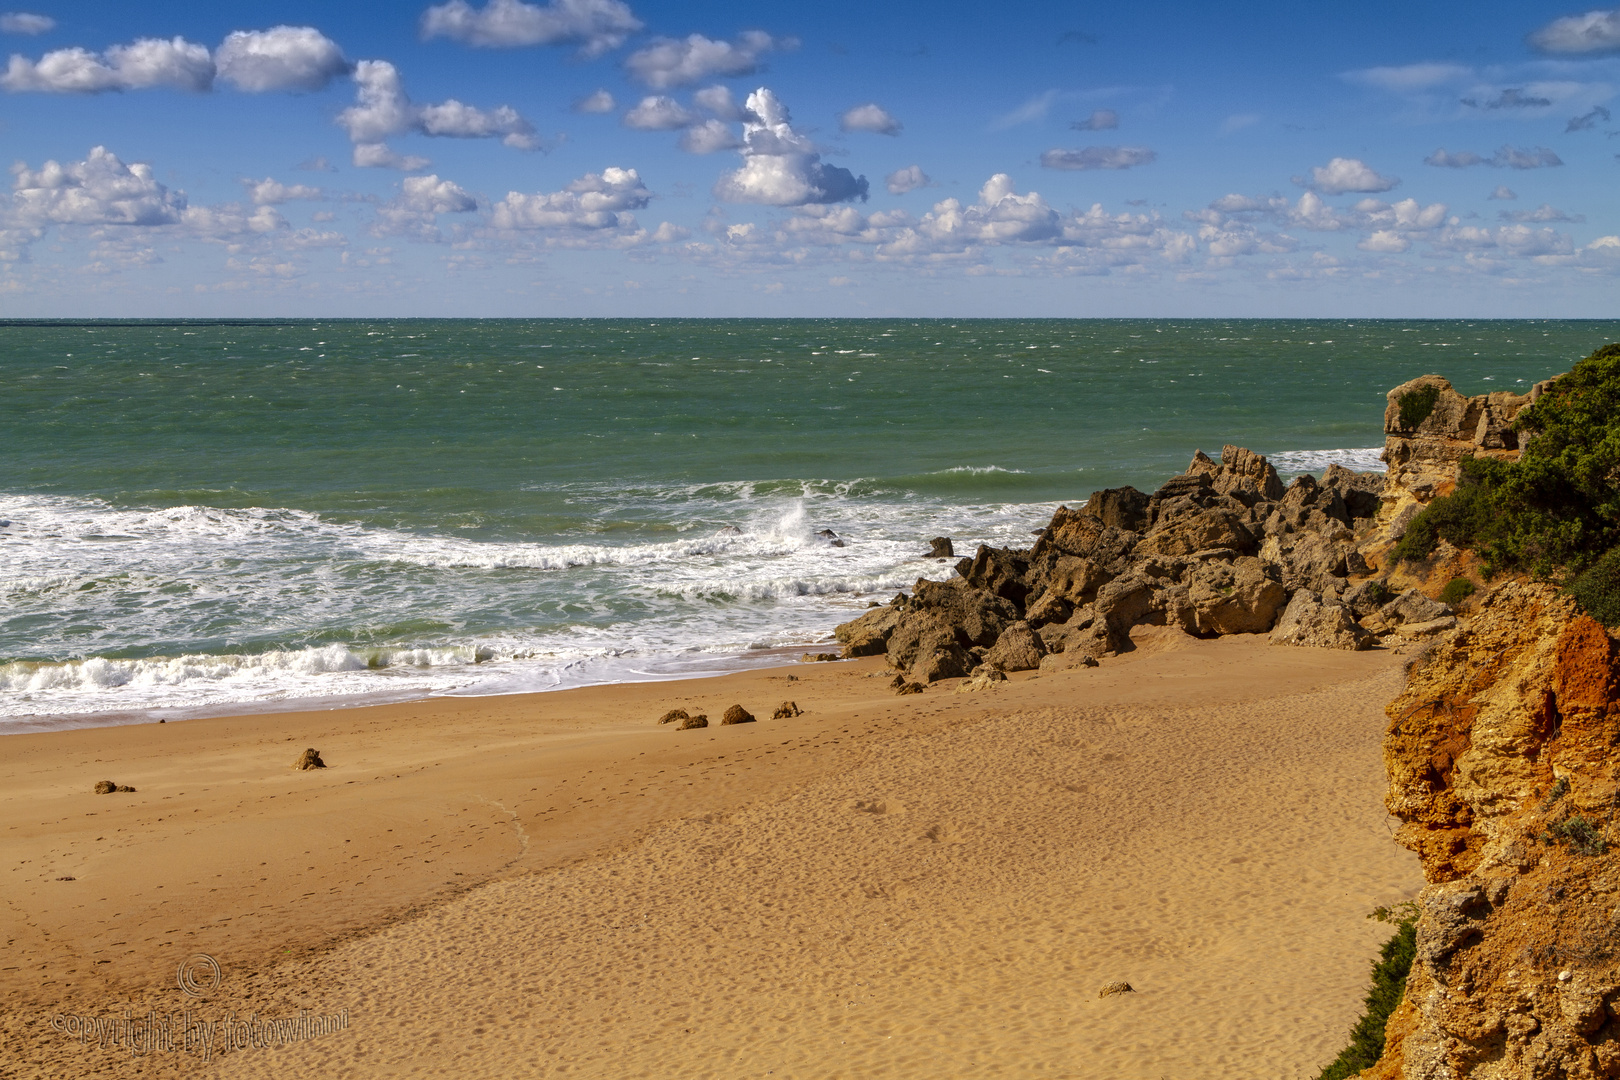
0;0;1617;317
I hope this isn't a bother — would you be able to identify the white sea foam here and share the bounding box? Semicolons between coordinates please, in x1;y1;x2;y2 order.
0;488;1053;728
1266;447;1386;475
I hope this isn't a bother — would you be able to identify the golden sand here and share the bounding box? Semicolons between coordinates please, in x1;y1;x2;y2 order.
2;629;1421;1078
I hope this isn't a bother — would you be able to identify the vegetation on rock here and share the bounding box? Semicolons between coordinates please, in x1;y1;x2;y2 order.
1391;343;1620;624
1315;903;1419;1080
1395;384;1441;430
1438;577;1475;606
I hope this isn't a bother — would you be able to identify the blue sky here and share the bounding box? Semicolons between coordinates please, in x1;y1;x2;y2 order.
1;0;1617;316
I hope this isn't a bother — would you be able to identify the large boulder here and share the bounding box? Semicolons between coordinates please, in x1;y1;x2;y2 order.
886;610;963;672
1259;530;1355;594
1091;573;1160;653
1137;508;1256;559
885;580;1018;671
1022;554;1110;625
1083;486;1151;532
1030;507;1139;573
1380;588;1453;626
911;578;1018;645
1321;463;1384;521
954;544;1031;608
983;620;1045;671
834;604;901;658
1188;556;1287;635
912;640;974;683
1268;590;1373;650
1216;444;1286;501
1037;607;1102;657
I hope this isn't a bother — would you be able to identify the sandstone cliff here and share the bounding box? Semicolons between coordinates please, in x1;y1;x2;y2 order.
1360;583;1620;1079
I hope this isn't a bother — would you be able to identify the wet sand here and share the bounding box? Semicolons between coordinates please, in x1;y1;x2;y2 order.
1;629;1422;1078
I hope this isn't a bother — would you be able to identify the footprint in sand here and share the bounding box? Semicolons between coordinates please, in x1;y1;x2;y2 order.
923;822;967;844
861;880;915;900
847;799;905;815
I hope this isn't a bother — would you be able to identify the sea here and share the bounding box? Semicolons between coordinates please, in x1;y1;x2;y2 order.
3;318;1614;732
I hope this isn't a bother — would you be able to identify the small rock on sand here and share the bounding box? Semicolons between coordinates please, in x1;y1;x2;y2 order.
889;673;924;695
1098;981;1135;998
657;708;690;725
772;701;802;719
800;652;839;663
677;713;709;730
721;705;756;725
92;780;136;794
293;748;326;770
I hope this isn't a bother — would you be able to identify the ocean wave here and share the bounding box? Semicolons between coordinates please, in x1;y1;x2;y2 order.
1266;447;1386;475
0;643;483;695
933;465;1030;476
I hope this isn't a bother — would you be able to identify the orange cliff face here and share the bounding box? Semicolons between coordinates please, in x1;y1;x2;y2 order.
1364;582;1620;1079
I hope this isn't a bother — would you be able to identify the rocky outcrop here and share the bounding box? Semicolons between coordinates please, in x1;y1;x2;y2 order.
293;748;326;770
834;603;901;658
1360;583;1620;1080
720;705;755;725
982;620;1045;671
1268;590;1372;651
1370;374;1545;558
845;443;1391;679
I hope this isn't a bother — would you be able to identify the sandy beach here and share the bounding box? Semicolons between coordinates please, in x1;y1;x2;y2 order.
2;629;1421;1079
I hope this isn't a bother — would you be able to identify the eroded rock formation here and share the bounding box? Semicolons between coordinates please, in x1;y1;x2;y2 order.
1362;584;1620;1079
834;443;1404;684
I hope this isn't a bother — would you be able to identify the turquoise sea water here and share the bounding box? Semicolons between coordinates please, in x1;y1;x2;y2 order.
2;318;1613;729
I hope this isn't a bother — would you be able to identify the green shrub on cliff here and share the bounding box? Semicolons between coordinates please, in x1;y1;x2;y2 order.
1315;904;1419;1080
1392;343;1620;624
1439;577;1475;605
1395;384;1441;430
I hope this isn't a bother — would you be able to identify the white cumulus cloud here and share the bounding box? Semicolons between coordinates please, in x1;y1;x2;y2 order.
3;36;214;92
215;26;349;92
1298;157;1398;194
401;174;478;213
4;27;349;94
353;143;432;172
839;103;900;135
885;165;930;194
713;87;868;206
624;31;787;89
1357;230;1410;253
420;0;642;56
1041;146;1156;171
693;84;746;119
573;88;614;112
1528;8;1620;54
679;118;740;154
9;146;187;226
373;173;478;240
337;60;539;168
623;95;693;130
245;178;323;205
490;167;650;229
0;11;52;34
